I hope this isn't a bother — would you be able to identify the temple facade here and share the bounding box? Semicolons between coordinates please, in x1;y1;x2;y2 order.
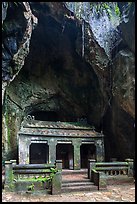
18;118;105;170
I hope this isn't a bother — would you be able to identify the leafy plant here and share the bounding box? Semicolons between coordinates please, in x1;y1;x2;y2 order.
65;2;122;21
114;4;120;16
27;183;34;191
27;167;58;183
47;167;58;182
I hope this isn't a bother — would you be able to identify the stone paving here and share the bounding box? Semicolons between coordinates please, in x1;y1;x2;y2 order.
2;182;135;202
2;168;135;202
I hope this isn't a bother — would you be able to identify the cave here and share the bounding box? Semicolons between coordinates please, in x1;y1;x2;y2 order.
15;3;103;128
2;2;135;167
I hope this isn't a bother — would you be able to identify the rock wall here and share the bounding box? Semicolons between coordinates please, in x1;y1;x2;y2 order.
102;3;135;160
2;2;135;162
2;2;37;159
2;2;37;104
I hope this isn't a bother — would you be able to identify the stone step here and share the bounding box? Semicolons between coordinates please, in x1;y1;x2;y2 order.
62;176;88;181
61;184;98;193
62;181;94;187
62;169;87;175
61;169;98;193
62;179;89;183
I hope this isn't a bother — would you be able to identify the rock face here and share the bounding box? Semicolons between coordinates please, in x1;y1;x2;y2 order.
2;2;37;159
119;2;135;53
2;2;135;162
112;50;135;118
110;4;135;160
2;2;37;104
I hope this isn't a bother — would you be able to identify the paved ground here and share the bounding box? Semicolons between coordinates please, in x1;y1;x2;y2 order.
2;182;135;202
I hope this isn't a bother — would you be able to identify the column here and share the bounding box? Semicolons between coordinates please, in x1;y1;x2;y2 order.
51;171;62;195
55;160;62;171
10;160;17;166
99;172;107;190
5;161;14;191
72;140;81;170
95;139;105;162
48;139;57;164
125;158;134;177
19;135;30;164
88;159;96;179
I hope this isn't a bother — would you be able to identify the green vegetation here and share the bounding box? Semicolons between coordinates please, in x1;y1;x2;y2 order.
18;167;58;183
65;2;133;21
114;4;120;16
17;167;58;192
27;183;34;191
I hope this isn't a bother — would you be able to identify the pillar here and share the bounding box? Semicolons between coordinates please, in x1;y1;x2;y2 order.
19;135;30;164
52;160;62;195
95;139;105;162
72;140;81;170
5;161;14;191
125;158;134;177
10;159;17;166
55;160;62;171
48;139;57;164
88;159;96;179
99;172;107;190
51;171;62;195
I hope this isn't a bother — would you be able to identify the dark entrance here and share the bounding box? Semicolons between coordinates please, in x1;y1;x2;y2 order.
80;144;96;168
29;111;58;121
56;144;74;169
29;143;49;164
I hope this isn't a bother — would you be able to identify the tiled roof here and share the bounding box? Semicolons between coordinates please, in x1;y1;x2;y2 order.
19;120;103;138
22;120;94;130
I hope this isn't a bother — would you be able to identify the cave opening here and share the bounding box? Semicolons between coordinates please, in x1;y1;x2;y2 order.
28;110;87;123
28;111;59;121
17;6;103;127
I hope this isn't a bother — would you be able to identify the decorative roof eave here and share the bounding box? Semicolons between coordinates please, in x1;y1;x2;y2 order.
21;118;95;130
18;127;104;138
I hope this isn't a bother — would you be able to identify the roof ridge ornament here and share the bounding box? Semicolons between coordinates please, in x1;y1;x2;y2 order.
21;115;35;127
26;115;35;121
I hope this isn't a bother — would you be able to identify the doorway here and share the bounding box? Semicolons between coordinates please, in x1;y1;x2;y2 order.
80;143;96;168
56;144;74;169
29;143;49;164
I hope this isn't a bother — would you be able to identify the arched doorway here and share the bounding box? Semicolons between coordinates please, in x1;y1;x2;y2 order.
56;144;74;169
80;143;96;168
29;143;49;164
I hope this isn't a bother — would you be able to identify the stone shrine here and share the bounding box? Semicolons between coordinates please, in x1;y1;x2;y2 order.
18;117;105;170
